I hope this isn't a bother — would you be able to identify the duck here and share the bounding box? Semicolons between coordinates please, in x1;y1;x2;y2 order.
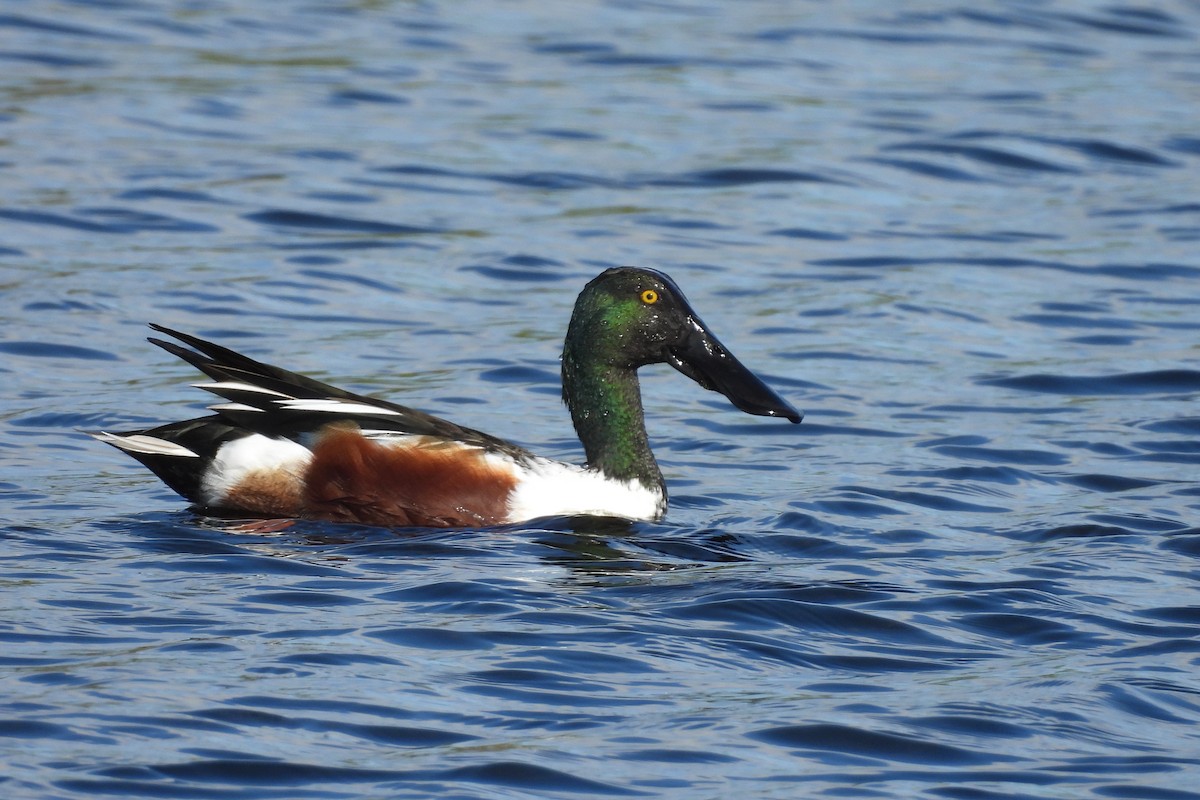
92;266;802;528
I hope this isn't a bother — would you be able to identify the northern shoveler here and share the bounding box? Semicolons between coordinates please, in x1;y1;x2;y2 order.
92;267;801;527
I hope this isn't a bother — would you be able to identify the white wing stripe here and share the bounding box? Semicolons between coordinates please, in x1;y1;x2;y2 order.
210;403;264;413
193;382;293;398
275;399;401;415
358;429;418;441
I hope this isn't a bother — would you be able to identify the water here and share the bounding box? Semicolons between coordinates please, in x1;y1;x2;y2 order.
2;1;1199;797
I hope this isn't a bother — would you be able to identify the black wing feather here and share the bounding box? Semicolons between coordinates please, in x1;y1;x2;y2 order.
147;324;530;457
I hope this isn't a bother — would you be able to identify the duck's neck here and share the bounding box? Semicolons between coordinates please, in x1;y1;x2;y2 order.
561;355;665;494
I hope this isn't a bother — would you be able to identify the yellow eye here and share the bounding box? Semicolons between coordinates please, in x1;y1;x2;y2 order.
640;289;659;304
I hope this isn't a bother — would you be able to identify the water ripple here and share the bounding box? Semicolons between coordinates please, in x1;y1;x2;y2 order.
243;210;447;235
0;207;217;234
750;722;1010;766
978;369;1200;396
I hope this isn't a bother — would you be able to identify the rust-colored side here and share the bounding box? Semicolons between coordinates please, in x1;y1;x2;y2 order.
221;467;306;518
300;426;518;528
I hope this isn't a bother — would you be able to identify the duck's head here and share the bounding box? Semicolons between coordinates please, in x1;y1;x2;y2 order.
563;266;802;423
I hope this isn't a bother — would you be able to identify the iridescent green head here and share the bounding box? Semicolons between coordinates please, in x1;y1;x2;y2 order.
562;266;802;423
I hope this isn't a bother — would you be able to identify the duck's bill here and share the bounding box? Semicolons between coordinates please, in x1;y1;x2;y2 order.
667;316;803;423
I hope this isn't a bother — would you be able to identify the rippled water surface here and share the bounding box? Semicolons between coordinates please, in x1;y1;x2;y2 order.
3;1;1200;798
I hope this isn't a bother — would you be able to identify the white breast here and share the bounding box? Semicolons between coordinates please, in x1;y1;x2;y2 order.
503;456;665;523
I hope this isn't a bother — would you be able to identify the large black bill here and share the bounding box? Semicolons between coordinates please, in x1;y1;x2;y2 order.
667;316;803;423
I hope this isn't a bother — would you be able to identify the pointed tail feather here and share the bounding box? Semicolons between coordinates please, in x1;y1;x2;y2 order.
148;324;355;401
89;417;248;503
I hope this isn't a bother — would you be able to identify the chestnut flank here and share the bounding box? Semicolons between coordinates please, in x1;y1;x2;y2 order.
302;427;517;527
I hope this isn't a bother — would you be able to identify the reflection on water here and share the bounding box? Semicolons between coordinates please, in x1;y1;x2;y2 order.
3;1;1200;798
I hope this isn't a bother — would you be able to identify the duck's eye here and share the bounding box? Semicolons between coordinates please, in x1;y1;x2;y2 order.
640;289;659;305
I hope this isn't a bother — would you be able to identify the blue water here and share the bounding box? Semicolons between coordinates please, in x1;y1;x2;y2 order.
3;1;1200;797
